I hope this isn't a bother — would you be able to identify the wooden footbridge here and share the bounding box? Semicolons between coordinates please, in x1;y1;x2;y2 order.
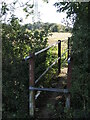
25;37;72;117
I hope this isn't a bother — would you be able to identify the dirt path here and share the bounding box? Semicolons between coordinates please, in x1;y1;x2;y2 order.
35;67;68;119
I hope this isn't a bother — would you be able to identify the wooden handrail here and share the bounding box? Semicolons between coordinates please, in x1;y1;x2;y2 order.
29;87;69;93
35;48;69;84
28;38;70;117
25;41;60;61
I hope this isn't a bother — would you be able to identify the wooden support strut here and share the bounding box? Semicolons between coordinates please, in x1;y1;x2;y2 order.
65;58;73;109
58;40;61;74
29;53;35;117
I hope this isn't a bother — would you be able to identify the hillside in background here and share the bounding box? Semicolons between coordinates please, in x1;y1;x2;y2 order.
26;22;72;33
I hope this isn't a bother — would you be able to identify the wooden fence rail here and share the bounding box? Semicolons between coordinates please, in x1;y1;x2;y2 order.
25;37;71;117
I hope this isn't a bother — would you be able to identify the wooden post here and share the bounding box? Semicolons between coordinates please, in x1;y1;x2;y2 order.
65;61;72;109
68;37;70;59
66;56;73;109
65;37;71;109
58;40;61;74
65;94;70;108
67;57;73;90
29;53;35;117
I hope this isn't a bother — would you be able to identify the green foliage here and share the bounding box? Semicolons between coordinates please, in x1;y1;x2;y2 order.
70;3;89;114
55;2;89;118
1;2;9;15
1;0;70;118
26;22;69;33
1;0;34;22
35;46;58;88
2;20;30;118
50;24;60;32
2;17;69;118
2;0;90;118
2;17;49;118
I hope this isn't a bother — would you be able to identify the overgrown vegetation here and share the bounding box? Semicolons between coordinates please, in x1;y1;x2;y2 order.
2;17;48;118
26;22;72;33
2;18;67;118
1;0;89;119
54;2;90;118
2;13;64;119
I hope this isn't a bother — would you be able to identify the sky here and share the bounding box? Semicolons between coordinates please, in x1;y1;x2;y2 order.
3;0;73;27
14;0;67;24
38;0;67;24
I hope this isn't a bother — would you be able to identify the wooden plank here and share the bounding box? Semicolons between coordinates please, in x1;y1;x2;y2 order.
29;53;35;117
29;87;69;93
25;41;60;60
